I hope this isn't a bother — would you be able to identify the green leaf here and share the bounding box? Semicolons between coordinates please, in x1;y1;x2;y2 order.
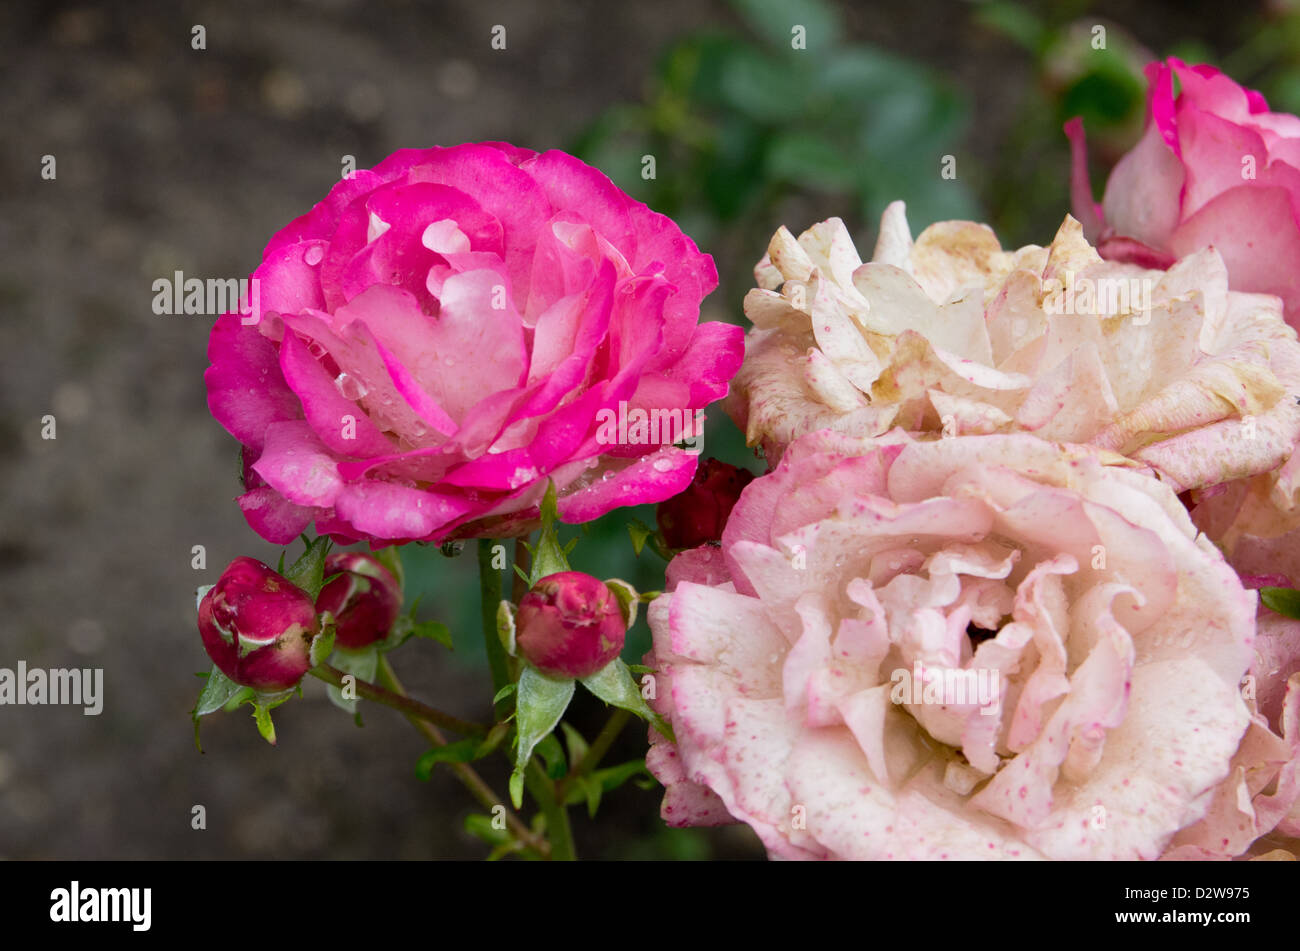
579;774;603;818
765;132;859;192
535;733;567;780
1262;587;1300;620
284;535;332;600
972;1;1046;54
325;646;379;715
718;47;805;123
729;0;840;53
415;739;480;780
513;666;576;778
492;683;518;706
529;481;571;585
409;619;453;649
561;721;589;768
465;813;511;847
594;758;652;793
253;703;277;745
581;659;673;742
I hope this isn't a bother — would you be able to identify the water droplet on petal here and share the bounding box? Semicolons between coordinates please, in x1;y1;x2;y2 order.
334;372;368;401
651;457;673;473
307;341;326;359
304;245;324;266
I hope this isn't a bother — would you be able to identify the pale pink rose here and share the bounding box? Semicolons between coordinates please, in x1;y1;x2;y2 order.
1162;575;1300;859
646;429;1268;859
727;205;1300;507
206;143;743;546
1068;58;1300;324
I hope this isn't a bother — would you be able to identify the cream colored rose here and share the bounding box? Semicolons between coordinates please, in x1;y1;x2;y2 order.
729;205;1300;504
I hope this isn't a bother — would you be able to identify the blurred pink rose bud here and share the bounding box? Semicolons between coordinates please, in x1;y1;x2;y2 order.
198;556;319;691
656;458;755;549
516;571;626;679
316;552;402;649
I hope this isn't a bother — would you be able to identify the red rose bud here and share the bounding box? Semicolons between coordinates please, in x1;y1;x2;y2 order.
516;571;627;679
198;557;318;691
656;458;755;549
315;552;402;649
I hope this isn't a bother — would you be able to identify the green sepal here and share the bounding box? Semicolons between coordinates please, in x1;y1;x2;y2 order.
253;703;277;745
508;769;526;810
247;687;296;746
284;534;332;600
528;481;571;585
603;578;639;629
627;518;673;561
191;665;243;752
511;665;575;805
581;658;673;742
492;683;517;706
497;600;517;656
309;616;336;668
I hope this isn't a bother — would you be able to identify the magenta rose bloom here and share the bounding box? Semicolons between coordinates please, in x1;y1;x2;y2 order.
198;557;319;691
316;551;402;649
516;571;626;679
206;143;743;545
1068;58;1300;323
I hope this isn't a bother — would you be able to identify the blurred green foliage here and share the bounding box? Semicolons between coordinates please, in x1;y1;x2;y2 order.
570;0;978;306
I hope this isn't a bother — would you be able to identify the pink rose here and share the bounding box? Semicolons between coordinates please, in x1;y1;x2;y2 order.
646;429;1270;859
1163;575;1300;858
1068;58;1300;324
206;143;743;545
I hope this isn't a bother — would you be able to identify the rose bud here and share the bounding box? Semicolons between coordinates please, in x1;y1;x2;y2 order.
315;552;402;649
656;458;755;549
198;557;319;691
516;572;627;679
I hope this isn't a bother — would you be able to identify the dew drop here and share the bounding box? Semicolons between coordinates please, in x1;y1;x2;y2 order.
651;457;674;473
304;245;324;266
334;372;368;401
444;357;456;367
307;341;327;359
